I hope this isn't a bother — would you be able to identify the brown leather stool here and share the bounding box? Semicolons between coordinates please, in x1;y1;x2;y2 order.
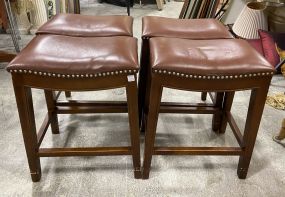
142;37;274;179
36;14;134;37
7;35;141;181
139;16;233;132
36;14;134;98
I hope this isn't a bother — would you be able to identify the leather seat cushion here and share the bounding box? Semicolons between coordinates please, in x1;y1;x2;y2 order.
7;35;139;75
36;14;133;37
142;16;233;39
150;37;274;76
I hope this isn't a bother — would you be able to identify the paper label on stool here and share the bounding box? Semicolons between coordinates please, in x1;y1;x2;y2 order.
127;75;135;82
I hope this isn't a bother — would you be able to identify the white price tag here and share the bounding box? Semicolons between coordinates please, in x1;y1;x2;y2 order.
127;75;135;82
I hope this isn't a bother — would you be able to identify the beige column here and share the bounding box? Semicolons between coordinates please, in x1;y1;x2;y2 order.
11;0;32;34
30;0;48;34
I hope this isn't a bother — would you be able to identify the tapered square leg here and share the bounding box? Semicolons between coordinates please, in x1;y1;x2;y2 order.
219;92;235;134
13;83;41;182
212;92;225;133
201;92;207;101
44;90;60;134
237;86;269;179
142;79;163;179
126;77;142;179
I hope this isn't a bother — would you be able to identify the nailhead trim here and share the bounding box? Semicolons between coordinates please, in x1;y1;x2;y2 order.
8;69;138;78
153;69;274;79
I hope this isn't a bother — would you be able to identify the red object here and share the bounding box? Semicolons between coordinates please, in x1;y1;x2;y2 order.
258;29;285;68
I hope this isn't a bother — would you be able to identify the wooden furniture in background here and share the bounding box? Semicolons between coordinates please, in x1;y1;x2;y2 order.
0;0;9;30
0;51;16;62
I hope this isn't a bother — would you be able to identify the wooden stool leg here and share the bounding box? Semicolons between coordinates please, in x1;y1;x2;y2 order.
64;91;71;98
201;92;207;101
44;90;60;134
237;86;269;179
126;77;142;179
13;84;41;182
219;91;235;133
212;92;225;133
142;80;163;179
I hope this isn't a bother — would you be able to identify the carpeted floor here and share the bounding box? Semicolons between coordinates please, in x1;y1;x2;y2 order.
0;1;285;196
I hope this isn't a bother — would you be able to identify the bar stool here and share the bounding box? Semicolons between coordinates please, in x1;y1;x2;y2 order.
36;13;134;98
142;37;274;179
36;14;134;37
7;35;141;181
139;16;234;133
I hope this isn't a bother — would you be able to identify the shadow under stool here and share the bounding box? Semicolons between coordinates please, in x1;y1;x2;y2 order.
7;34;141;182
142;37;274;179
139;16;234;134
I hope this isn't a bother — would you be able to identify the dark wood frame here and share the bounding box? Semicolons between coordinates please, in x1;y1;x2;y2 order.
12;73;141;182
142;72;271;179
